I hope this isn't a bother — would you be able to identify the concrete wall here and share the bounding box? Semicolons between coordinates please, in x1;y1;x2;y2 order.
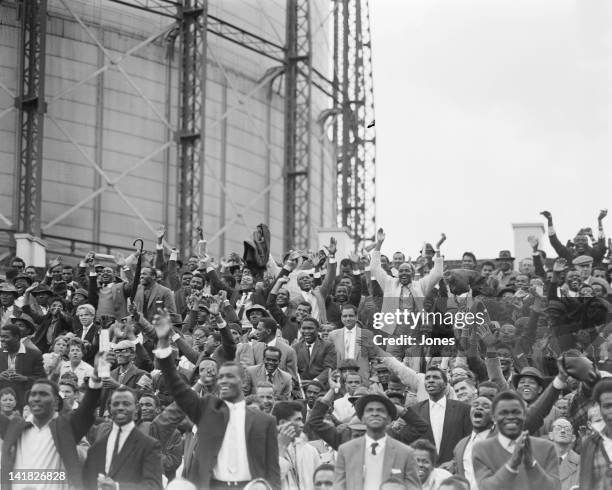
0;0;337;262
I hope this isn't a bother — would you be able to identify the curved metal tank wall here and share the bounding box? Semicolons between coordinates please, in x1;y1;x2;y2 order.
0;0;336;260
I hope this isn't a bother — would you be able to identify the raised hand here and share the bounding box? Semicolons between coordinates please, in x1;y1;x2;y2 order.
324;237;337;256
348;251;359;263
376;228;386;244
436;233;447;250
540;210;553;225
552;258;567;272
85;251;95;264
156;225;166;243
527;235;539;250
152;310;172;345
48;256;62;269
599;209;608;222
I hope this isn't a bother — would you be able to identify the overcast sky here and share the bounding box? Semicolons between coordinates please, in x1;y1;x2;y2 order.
370;0;612;260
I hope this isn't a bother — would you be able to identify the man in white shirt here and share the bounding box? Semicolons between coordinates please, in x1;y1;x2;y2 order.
333;373;364;423
0;369;103;490
60;338;94;386
454;396;494;490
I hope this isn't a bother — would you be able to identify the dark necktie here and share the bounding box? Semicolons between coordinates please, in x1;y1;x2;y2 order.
112;426;122;468
371;442;378;455
267;372;274;384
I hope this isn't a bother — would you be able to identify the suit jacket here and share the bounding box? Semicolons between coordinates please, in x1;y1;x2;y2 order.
294;338;336;386
0;385;102;490
83;425;163;490
134;282;177;321
327;326;376;384
157;353;280;489
0;346;45;409
99;364;151;416
414;397;472;463
453;428;496;477
559;450;579;490
334;436;421;490
253;339;298;382
244;364;292;400
473;435;560;490
73;321;101;365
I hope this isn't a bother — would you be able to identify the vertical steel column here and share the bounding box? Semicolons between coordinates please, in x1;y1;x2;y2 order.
177;0;207;256
284;0;312;251
333;0;376;249
14;0;47;236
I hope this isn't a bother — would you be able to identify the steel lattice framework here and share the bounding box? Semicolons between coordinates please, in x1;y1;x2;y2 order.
4;0;376;257
14;0;48;237
283;0;312;251
334;0;376;248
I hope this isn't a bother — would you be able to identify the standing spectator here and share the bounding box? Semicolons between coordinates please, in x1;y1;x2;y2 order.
252;318;299;383
134;267;177;322
0;283;20;326
411;438;452;490
334;393;420;490
83;386;162;490
60;338;94;386
413;367;471;464
153;314;280;489
0;374;103;489
244;346;292;400
293;317;336;389
548;417;579;490
73;304;100;364
473;390;560;490
0;323;45;409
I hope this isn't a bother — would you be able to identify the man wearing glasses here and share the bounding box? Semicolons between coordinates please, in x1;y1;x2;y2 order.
548;417;579;490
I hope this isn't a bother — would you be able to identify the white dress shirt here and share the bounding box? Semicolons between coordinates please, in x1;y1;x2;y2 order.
332;393;356;423
343;328;356;359
301;290;319;320
463;429;492;490
105;421;136;474
14;413;69;490
497;432;517;453
60;360;94;386
429;396;447;453
214;400;252;481
422;467;453;490
364;435;386;490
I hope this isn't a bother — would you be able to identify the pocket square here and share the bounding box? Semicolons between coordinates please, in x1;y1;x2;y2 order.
391;469;402;474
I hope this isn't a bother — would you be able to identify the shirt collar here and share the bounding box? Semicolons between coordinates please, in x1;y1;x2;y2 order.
365;434;387;452
113;421;135;435
429;396;446;409
224;399;246;411
344;327;355;335
4;343;27;354
497;432;517;453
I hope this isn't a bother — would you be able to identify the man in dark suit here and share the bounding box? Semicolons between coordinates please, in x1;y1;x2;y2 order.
0;323;45;409
453;395;495;489
252;317;299;383
83;386;163;490
293;316;336;388
473;390;560;490
0;373;102;489
74;303;100;364
414;367;472;464
153;313;280;489
244;346;293;400
134;267;176;322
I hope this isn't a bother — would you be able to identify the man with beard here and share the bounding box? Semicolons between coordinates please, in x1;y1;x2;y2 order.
541;209;607;265
473;390;560;490
334;393;420;490
413;367;472;464
293;317;336;389
453;395;495;490
244;346;292;400
547;417;579;490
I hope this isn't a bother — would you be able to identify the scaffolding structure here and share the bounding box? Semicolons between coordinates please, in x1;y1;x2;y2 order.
4;0;376;258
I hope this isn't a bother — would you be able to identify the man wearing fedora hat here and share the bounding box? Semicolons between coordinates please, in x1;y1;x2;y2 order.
493;250;517;289
0;283;20;326
334;392;420;490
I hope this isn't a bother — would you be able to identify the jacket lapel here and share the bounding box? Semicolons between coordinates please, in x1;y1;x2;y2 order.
309;340;320;365
355;327;362;360
351;438;365;488
147;284;158;311
439;400;453;451
109;429;138;478
382;439;396;480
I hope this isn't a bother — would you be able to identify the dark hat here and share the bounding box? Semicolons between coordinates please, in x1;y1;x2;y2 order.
512;367;544;390
496;250;515;261
354;393;397;420
497;287;516;297
422;243;435;253
0;283;19;295
9;313;36;333
73;288;89;299
31;284;53;295
348;386;371;403
245;304;269;318
338;358;360;371
13;273;33;285
169;313;184;325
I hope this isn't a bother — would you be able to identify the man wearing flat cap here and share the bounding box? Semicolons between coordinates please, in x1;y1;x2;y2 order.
334;392;420;490
493;250;517;289
572;255;594;284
